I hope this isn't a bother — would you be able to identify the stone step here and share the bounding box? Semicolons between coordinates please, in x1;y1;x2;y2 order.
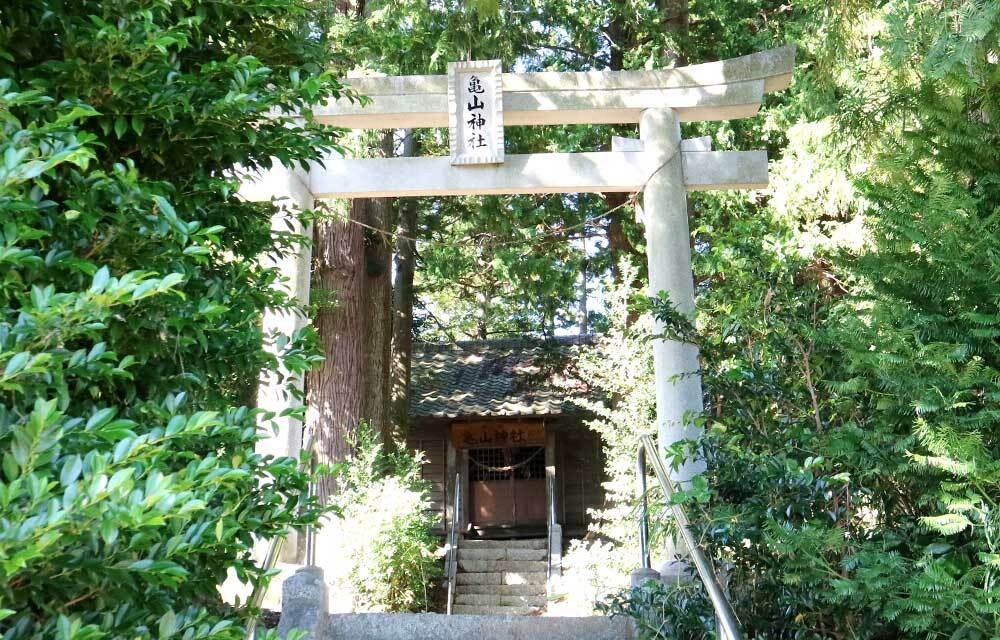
324;613;636;640
451;605;540;616
458;547;546;561
460;538;547;550
456;571;547;586
455;583;546;597
454;593;547;607
458;559;546;573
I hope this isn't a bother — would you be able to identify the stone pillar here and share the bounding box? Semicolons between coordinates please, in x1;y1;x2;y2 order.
278;566;328;640
639;108;706;574
241;162;314;562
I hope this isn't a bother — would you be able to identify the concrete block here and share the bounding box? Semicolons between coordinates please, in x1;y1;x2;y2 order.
452;604;539;616
456;571;502;585
316;45;796;129
309;150;768;198
457;547;506;561
454;593;547;607
631;567;662;589
501;594;547;607
461;538;547;549
506;548;547;560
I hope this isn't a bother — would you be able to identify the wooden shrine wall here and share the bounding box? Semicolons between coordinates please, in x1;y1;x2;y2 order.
405;425;448;532
555;426;605;534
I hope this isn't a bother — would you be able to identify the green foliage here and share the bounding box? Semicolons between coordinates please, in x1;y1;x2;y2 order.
414;190;592;340
570;2;1000;638
611;3;1000;638
330;1;636;342
827;2;1000;634
0;0;340;637
598;580;715;640
326;427;442;613
552;538;633;616
332;0;529;75
322;0;1000;635
577;262;659;548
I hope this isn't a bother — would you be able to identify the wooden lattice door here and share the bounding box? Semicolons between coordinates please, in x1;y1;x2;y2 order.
468;446;546;529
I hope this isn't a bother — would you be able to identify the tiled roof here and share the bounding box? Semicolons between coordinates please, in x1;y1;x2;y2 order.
409;335;595;419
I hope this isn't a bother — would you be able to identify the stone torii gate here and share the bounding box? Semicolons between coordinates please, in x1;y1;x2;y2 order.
245;46;795;568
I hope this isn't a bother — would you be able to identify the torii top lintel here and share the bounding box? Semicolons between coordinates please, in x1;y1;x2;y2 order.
317;45;795;129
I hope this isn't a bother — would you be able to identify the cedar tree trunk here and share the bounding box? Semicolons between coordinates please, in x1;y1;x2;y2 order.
390;131;418;438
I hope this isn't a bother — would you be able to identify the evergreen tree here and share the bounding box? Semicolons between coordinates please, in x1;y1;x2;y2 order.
833;1;1000;634
0;1;339;636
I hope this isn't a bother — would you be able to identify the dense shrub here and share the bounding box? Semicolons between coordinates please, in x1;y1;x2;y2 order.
689;4;999;637
588;3;999;637
323;428;442;613
598;580;715;640
0;1;341;637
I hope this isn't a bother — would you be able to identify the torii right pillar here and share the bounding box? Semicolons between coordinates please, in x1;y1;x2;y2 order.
640;107;707;578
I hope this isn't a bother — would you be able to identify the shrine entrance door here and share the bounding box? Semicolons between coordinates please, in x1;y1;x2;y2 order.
468;446;547;532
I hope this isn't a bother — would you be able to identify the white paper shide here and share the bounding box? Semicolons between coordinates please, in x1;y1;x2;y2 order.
448;60;504;165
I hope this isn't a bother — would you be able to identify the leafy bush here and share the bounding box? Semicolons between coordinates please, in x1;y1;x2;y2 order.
686;5;1000;637
0;1;341;637
323;428;442;613
576;262;659;546
584;4;999;637
598;580;715;640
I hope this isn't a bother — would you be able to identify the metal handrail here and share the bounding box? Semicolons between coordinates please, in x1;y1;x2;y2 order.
445;472;461;615
303;438;318;567
637;434;742;640
637;449;651;571
245;431;316;640
546;473;556;583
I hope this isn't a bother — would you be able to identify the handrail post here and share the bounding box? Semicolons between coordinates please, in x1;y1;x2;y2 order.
446;472;461;615
547;474;553;584
545;473;562;593
631;445;660;588
304;446;317;566
637;446;651;570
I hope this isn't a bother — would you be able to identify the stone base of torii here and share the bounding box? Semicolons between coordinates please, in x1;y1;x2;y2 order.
240;46;795;576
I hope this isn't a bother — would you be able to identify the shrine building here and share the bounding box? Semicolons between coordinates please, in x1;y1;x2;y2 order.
404;335;605;544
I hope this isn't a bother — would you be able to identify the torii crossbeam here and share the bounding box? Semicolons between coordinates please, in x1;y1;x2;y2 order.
309;148;767;198
316;46;794;128
309;46;792;198
243;46;796;574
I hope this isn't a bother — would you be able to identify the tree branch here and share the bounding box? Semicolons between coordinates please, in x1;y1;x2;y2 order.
536;43;607;67
792;337;823;432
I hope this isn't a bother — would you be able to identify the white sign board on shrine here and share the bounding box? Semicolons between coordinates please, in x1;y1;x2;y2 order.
448;60;504;165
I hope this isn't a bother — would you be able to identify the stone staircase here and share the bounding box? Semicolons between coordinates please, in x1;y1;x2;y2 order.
277;564;635;640
452;537;549;615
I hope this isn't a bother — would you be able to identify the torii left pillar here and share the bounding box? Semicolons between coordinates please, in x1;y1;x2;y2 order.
641;108;707;577
239;161;314;563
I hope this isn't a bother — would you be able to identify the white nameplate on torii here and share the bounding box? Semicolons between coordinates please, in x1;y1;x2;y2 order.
449;60;504;165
